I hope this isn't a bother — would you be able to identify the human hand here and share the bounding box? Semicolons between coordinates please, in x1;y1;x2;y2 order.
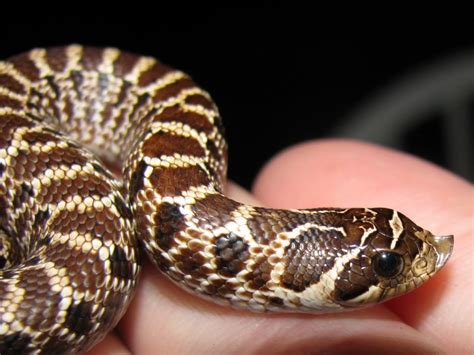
88;139;472;354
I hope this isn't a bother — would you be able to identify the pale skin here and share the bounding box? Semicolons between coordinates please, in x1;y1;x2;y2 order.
88;139;473;354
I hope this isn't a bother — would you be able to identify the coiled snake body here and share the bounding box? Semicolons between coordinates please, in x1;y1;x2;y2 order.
0;46;453;354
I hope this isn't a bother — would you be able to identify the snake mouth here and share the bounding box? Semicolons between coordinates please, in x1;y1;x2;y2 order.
433;235;454;270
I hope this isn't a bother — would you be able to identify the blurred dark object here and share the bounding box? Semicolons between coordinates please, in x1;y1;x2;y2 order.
335;53;474;181
3;9;473;187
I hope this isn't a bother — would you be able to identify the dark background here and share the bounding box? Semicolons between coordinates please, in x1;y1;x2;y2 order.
3;8;473;188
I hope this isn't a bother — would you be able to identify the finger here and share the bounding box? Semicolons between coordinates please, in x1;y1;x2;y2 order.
253;138;473;353
86;331;131;355
115;180;440;354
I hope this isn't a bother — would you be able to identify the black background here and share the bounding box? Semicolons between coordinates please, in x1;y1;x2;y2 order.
3;7;473;188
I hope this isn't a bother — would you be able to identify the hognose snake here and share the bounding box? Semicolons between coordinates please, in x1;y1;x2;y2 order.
0;45;454;354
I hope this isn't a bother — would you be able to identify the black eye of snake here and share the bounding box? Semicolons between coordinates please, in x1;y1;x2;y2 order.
372;251;404;278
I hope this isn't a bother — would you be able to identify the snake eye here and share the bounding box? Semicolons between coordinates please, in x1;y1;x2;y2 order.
372;251;404;278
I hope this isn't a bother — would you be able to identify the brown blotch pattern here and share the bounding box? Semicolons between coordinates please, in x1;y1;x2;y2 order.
9;53;41;81
333;258;373;302
184;94;216;110
191;194;241;229
109;245;136;280
153;105;215;135
215;233;250;277
21;130;61;145
149;165;210;197
0;74;26;95
80;47;105;72
6;267;63;332
0;331;33;354
281;228;346;292
129;160;147;198
65;301;95;335
112;50;140;78
153;202;186;254
0;114;34;149
151;77;196;102
45;47;68;73
12;182;34;210
142;131;205;158
246;208;323;245
245;254;274;291
137;61;174;87
0;95;23;111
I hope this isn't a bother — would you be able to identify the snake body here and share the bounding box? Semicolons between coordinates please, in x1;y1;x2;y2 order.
0;46;453;354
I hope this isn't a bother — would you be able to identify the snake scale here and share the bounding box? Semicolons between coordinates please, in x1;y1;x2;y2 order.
0;45;453;354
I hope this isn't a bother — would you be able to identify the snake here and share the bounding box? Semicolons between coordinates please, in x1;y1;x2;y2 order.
0;45;454;354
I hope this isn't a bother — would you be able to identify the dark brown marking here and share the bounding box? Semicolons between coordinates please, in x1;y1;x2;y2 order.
1;269;15;279
184;94;216;110
24;112;42;123
191;194;240;229
137;61;174;87
153;202;185;253
334;280;370;301
0;74;26;95
8;53;41;81
0;114;33;148
91;161;115;179
110;246;135;279
282;228;346;292
333;258;375;303
0;95;23;111
71;70;84;99
269;296;285;306
214;115;225;137
129;160;147;197
12;183;34;210
42;127;61;136
45;47;68;72
153;105;215;134
114;195;133;220
45;75;61;98
149;203;188;275
206;138;223;166
24;255;41;266
0;162;4;177
37;336;70;355
149;165;210;197
244;254;273;291
115;80;132;107
80;47;105;71
215;233;250;277
10;146;89;181
113;50;140;77
142;131;205;158
33;209;50;230
0;332;33;354
11;267;62;332
150;77;196;102
21;130;60;145
135;92;151;109
65;301;95;335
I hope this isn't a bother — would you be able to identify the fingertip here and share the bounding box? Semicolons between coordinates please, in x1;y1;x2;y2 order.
87;332;131;355
253;138;467;227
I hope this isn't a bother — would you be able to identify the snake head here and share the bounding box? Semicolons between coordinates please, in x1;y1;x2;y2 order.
331;208;454;308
